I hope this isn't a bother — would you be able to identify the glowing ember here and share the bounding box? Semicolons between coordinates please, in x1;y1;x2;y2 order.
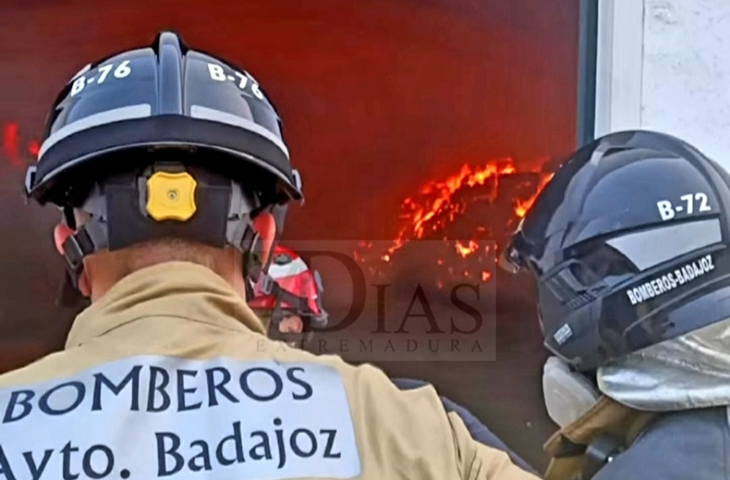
28;140;40;159
3;124;22;166
455;240;479;258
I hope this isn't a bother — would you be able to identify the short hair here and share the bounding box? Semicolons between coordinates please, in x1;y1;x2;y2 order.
73;208;234;271
75;209;245;294
118;238;219;272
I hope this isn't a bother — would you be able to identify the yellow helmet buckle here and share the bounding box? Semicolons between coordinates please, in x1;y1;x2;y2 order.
145;171;197;222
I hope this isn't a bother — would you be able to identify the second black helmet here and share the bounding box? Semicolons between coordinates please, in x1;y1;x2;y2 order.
502;130;730;371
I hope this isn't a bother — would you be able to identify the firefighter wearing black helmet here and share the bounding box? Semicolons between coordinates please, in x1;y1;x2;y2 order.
501;130;730;480
0;32;537;480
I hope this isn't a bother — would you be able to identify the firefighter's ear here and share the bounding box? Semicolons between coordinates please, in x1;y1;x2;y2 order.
252;212;276;266
53;223;74;255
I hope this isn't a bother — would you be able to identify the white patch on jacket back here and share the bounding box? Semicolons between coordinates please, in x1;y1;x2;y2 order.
0;357;361;480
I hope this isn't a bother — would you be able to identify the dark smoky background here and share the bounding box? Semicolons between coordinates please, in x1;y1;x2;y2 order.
0;0;578;469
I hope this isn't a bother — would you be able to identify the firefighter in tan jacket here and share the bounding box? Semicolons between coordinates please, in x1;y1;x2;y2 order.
7;32;538;480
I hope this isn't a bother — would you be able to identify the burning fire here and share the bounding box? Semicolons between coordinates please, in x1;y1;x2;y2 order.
0;121;557;287
356;157;554;285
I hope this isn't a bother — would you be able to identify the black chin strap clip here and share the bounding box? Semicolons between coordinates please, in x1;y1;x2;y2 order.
259;273;277;296
582;435;623;480
61;220;109;289
62;235;86;288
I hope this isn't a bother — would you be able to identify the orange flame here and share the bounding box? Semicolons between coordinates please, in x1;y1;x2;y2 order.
386;161;517;257
359;157;555;284
514;173;554;218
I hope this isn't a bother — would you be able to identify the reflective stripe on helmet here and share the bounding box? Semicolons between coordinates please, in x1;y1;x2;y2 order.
268;256;309;279
38;104;152;160
190;105;290;159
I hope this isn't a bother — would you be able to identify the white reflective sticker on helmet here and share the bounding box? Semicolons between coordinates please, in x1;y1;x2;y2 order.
190;105;290;159
625;254;715;306
269;256;309;279
69;63;92;82
606;218;721;271
39;104;152;159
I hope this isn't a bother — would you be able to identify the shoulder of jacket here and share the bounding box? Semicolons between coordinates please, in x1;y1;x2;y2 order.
594;408;730;480
306;360;445;410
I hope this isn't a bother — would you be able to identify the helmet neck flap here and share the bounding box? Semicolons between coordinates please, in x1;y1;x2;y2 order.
59;161;269;289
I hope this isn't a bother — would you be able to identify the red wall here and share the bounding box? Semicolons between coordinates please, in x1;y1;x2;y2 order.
0;0;578;365
1;0;578;236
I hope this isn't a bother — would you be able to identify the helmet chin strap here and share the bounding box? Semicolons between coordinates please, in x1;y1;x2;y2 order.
61;218;108;290
258;274;318;346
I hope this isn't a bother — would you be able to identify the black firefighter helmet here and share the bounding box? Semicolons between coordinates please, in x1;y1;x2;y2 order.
500;130;730;372
26;31;303;289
